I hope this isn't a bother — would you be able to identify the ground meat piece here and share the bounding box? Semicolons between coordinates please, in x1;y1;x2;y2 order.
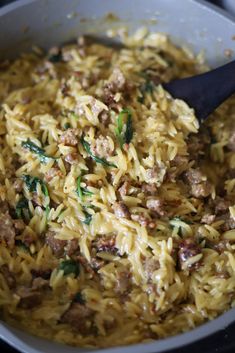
213;240;229;254
36;61;57;79
191;181;212;198
31;269;52;280
201;214;216;225
76;255;95;277
146;198;165;216
171;155;189;167
107;67;126;92
99;110;110;126
0;265;16;289
0;201;9;213
227;130;235;151
22;231;36;246
17;287;42;309
13;219;25;234
45;167;63;182
61;302;93;334
60;129;79;147
90;257;105;271
187;129;210;160
168;155;189;181
0;211;15;248
228;169;235;179
45;231;66;257
113;202;130;219
178;238;202;271
145;163;166;186
60;81;69;95
48;46;60;57
118;181;130;198
131;213;156;229
64;153;78;165
184;169;212;198
102;88;116;107
13;178;23;193
90;135;114;158
219;214;235;232
214;197;230;215
184;168;206;185
65;239;79;257
144;258;160;281
32;277;49;290
141;183;158;196
94;234;117;254
115;270;131;294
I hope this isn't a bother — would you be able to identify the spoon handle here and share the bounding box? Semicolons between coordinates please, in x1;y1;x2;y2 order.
164;60;235;121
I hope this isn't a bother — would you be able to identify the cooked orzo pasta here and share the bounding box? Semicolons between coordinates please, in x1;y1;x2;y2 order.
0;28;235;348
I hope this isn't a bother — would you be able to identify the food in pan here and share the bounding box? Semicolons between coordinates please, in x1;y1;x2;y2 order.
0;29;234;347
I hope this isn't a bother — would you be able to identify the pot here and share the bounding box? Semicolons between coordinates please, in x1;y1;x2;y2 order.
0;1;235;352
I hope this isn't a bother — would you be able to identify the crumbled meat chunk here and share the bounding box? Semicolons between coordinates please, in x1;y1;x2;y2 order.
76;255;95;276
118;181;130;198
213;240;229;254
184;169;212;198
144;258;160;281
0;211;15;248
90;135;114;158
107;68;126;92
31;269;51;280
60;129;79;147
45;231;66;257
184;168;206;185
32;277;49;290
61;48;73;62
201;214;216;225
0;201;9;213
22;231;36;246
48;46;60;57
141;183;158;196
36;61;57;79
60;81;69;95
94;234;117;254
90;257;105;271
65;239;79;257
146;198;165;216
171;155;189;167
113;202;130;219
168;155;189;181
0;265;16;289
227;130;235;151
17;287;42;309
13;178;23;193
214;197;230;215
187;129;210;160
218;213;235;232
131;213;156;229
64;153;78;164
115;270;131;294
45;167;63;182
61;302;93;334
191;182;212;198
178;238;202;271
99;110;110;126
145;164;166;186
102;68;127;107
13;219;25;234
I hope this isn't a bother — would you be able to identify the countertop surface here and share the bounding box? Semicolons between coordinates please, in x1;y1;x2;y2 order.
0;0;235;352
